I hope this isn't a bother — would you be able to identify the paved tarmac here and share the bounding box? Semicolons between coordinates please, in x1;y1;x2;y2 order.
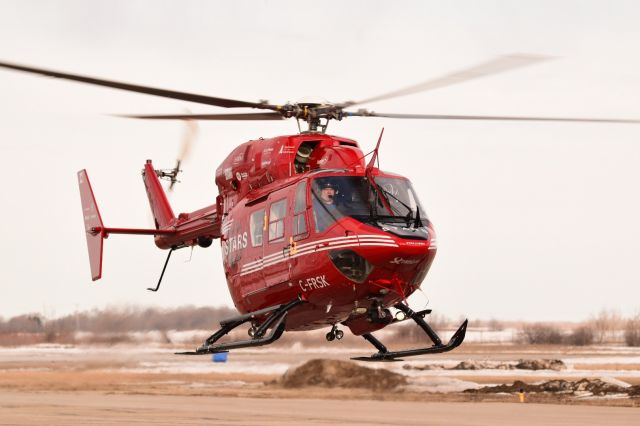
0;391;638;425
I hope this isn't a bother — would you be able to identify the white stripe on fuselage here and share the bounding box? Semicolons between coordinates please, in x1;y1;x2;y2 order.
237;234;400;277
240;241;398;274
241;234;394;268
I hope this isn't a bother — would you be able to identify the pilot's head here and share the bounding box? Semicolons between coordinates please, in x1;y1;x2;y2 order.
320;182;336;204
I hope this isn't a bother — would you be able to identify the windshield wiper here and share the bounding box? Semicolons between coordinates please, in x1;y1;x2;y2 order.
379;188;414;225
372;214;407;223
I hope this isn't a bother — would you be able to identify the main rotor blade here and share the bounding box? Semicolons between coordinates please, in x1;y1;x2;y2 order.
0;60;276;110
345;110;640;124
118;112;285;120
340;54;552;108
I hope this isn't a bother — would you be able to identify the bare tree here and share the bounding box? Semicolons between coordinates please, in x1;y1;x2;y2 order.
519;323;563;344
624;313;640;347
591;309;621;344
567;325;594;346
487;318;504;332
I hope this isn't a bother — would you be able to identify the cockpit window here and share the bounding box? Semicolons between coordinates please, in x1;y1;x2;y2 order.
374;177;425;219
311;176;426;232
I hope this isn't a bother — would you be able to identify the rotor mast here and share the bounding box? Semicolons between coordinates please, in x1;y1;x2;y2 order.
279;102;343;133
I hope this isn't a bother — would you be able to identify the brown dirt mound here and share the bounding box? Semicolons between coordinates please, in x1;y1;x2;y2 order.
402;363;446;371
403;359;566;371
279;359;407;391
451;361;506;370
466;379;635;396
515;359;565;371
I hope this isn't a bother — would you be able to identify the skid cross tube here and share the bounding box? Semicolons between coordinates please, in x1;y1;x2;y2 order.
177;297;303;355
395;303;442;346
197;313;288;353
352;303;468;362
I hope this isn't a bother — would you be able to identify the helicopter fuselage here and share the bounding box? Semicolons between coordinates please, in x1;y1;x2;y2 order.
205;133;437;335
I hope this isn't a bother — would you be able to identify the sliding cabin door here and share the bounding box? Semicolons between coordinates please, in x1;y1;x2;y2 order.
242;206;268;298
288;180;310;278
262;191;292;287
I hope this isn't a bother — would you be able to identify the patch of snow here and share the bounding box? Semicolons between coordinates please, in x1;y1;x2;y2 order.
575;393;630;400
402;376;480;393
597;376;632;388
397;368;640;379
114;360;292;375
0;344;81;354
188;380;247;388
462;329;519;343
166;330;210;343
563;356;640;365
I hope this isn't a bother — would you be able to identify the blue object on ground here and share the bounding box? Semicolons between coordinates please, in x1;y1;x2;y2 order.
212;352;228;363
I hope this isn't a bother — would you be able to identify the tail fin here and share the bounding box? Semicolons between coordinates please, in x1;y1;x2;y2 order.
77;170;105;281
142;160;175;229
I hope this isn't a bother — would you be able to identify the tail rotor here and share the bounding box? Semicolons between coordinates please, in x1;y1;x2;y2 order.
157;119;199;191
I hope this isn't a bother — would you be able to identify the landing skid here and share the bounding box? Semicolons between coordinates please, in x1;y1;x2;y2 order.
351;303;468;362
177;298;304;355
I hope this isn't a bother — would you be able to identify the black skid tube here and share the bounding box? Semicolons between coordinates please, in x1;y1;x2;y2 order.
352;303;468;362
177;298;303;355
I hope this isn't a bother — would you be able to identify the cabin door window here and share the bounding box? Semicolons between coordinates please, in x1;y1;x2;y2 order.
263;196;291;288
249;209;265;247
268;199;287;242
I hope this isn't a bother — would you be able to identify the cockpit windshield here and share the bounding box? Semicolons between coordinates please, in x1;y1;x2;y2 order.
375;176;424;219
311;175;427;232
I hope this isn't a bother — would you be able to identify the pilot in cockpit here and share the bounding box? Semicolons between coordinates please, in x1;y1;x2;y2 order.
319;181;337;205
313;181;340;232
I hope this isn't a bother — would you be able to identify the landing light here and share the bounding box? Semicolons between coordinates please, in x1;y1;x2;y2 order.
395;311;407;321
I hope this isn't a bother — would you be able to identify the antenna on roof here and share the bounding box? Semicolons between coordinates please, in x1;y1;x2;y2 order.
366;128;384;173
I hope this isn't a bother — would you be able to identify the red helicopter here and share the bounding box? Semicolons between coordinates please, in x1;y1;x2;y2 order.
2;55;638;361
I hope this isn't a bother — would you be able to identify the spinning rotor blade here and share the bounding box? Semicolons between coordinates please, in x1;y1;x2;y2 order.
0;60;276;110
119;112;285;120
177;119;198;165
168;120;199;192
168;161;181;192
345;111;640;124
340;54;552;108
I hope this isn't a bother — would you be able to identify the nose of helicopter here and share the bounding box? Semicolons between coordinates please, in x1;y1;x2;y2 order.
325;231;436;293
363;233;437;292
380;239;435;269
317;230;437;307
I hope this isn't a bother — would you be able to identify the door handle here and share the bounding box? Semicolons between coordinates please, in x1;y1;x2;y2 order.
282;237;297;257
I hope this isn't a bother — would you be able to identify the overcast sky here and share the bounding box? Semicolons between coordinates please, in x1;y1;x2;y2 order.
0;1;639;321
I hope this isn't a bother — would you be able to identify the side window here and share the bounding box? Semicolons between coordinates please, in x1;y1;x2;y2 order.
293;181;308;238
250;209;265;247
268;199;287;241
